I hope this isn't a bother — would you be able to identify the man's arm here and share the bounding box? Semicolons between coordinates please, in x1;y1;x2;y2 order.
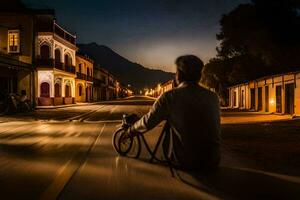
131;93;170;134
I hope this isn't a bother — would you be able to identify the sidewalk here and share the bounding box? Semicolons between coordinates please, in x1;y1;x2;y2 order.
35;102;100;109
221;111;296;124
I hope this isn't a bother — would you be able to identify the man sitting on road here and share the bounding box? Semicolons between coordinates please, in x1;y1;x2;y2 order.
127;55;221;172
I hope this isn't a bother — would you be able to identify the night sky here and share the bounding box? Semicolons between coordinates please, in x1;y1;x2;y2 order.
24;0;249;72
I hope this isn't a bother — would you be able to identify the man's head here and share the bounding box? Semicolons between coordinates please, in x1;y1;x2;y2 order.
175;55;204;85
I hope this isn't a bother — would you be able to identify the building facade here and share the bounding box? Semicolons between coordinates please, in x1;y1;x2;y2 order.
228;71;300;116
93;66;108;101
0;0;124;110
75;54;93;102
35;13;77;106
107;73;117;100
0;3;36;111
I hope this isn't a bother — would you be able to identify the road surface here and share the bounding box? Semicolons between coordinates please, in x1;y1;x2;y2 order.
0;96;300;200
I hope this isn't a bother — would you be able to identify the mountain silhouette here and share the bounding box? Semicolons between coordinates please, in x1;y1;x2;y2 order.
78;43;174;90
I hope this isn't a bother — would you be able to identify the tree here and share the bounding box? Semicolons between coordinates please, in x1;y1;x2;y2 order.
201;54;267;105
202;0;300;105
217;0;300;71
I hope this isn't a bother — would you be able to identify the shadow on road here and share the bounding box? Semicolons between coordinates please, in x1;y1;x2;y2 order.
181;166;300;200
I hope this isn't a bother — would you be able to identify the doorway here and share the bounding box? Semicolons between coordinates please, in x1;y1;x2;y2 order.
285;83;295;115
265;86;269;112
250;88;255;110
276;86;282;113
257;87;262;111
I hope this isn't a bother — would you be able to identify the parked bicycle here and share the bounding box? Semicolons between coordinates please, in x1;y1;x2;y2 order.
113;114;172;164
113;114;209;188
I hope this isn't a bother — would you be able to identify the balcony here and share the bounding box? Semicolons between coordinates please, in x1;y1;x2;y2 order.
87;75;93;82
55;61;63;70
94;78;106;87
37;58;55;67
65;65;76;74
37;19;76;45
109;81;115;87
76;72;87;80
37;59;75;74
76;73;94;82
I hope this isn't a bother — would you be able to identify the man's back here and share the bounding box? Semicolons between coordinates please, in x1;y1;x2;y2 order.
166;82;221;169
132;82;221;170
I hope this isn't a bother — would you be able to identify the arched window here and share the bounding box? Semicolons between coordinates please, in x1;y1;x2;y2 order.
79;85;82;96
87;68;90;76
55;49;61;63
79;64;82;73
40;82;50;97
54;83;61;97
65;84;71;97
64;54;72;67
40;45;50;59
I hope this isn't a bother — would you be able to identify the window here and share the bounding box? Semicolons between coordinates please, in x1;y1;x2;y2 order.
40;82;50;98
241;90;244;107
233;91;237;107
65;85;71;97
79;64;82;73
41;45;50;59
79;85;82;96
65;54;72;67
55;83;61;97
55;49;61;63
8;30;20;53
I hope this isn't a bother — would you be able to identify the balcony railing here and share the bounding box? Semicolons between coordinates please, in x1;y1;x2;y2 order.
76;73;94;82
37;59;75;74
54;23;76;45
76;72;87;80
55;61;63;70
36;20;76;45
37;58;55;67
87;75;93;82
94;78;106;87
65;65;76;74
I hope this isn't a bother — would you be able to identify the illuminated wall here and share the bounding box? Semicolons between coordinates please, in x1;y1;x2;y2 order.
37;71;54;97
229;72;300;116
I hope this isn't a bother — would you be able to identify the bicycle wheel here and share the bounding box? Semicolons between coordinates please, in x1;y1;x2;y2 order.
113;128;141;158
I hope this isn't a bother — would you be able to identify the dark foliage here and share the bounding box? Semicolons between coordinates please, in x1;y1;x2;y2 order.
203;0;300;104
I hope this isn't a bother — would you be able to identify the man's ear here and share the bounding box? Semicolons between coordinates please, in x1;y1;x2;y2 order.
175;71;180;85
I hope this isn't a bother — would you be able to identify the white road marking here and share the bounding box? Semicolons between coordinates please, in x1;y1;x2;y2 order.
40;124;106;200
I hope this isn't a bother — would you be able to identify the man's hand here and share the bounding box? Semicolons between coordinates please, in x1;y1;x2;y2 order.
120;127;133;144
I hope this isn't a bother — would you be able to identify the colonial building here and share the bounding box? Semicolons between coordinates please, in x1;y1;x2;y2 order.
107;73;117;100
35;13;77;106
93;65;108;101
75;54;93;102
151;79;174;97
228;71;300;116
0;1;38;111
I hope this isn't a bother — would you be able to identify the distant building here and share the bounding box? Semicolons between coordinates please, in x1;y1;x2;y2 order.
75;54;93;102
107;73;117;100
228;71;300;116
151;79;174;98
161;79;174;93
93;66;108;101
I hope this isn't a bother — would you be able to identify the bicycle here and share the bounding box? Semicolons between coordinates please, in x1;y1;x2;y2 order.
113;113;172;165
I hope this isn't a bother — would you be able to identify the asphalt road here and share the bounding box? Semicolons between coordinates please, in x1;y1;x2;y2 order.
0;96;300;200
